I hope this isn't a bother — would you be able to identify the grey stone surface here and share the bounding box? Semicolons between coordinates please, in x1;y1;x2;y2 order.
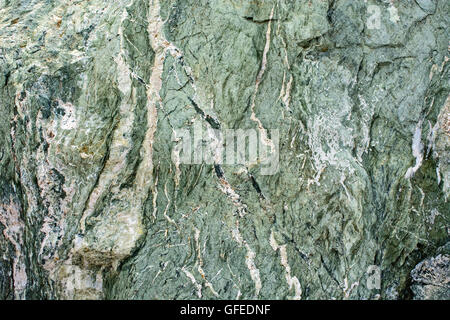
0;0;449;300
411;252;449;299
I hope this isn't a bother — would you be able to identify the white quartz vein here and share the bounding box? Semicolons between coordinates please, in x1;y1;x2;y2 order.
270;231;302;300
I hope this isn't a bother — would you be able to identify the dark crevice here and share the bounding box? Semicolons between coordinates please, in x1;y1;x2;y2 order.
188;96;221;129
249;174;265;199
243;16;278;24
214;164;224;179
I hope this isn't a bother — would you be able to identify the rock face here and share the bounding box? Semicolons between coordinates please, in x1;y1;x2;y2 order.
411;251;449;300
0;0;448;300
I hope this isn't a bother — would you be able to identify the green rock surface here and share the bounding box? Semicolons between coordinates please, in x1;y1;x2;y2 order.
0;0;448;299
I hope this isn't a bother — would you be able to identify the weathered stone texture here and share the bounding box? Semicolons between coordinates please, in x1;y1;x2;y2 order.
411;252;449;300
0;0;448;299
